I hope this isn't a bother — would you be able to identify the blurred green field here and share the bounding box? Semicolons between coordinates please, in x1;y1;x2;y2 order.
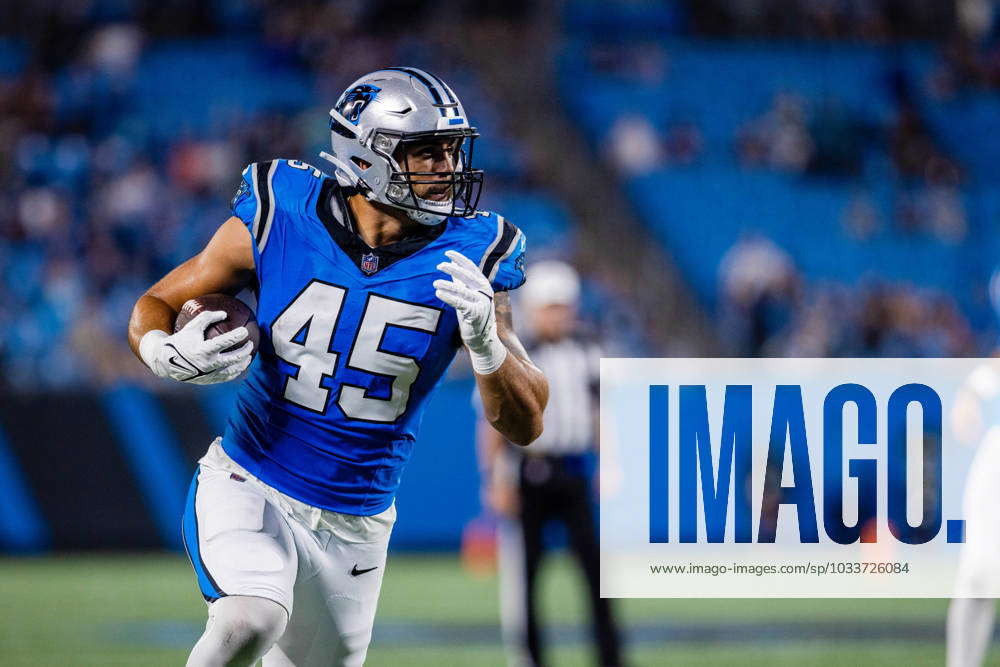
0;553;997;666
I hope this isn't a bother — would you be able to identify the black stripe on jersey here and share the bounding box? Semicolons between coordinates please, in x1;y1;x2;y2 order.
386;67;448;117
254;161;274;248
479;216;505;271
482;219;519;282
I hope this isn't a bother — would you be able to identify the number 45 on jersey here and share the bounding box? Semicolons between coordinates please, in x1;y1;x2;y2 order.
272;279;441;423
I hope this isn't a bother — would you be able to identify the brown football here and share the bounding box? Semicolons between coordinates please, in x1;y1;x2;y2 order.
174;293;260;355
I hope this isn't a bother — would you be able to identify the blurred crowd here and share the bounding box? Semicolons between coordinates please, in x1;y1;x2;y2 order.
2;4;308;387
688;0;956;42
735;88;969;243
593;0;1000;357
718;235;977;357
602;55;973;242
0;1;554;389
4;0;1000;389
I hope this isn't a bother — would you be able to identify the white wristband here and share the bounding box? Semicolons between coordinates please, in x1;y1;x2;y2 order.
138;329;169;371
469;335;508;375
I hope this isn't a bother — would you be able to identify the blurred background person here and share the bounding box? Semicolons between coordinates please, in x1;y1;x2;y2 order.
947;272;1000;667
947;419;1000;667
478;260;624;667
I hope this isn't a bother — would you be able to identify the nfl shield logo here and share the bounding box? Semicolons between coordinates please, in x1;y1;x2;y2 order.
361;252;379;275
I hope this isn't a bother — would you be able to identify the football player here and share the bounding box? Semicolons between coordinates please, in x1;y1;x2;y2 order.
127;68;548;666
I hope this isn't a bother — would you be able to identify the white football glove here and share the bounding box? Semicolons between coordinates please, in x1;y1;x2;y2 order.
139;310;253;385
434;249;508;375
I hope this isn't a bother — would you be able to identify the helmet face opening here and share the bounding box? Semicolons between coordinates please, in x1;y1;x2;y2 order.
375;128;484;220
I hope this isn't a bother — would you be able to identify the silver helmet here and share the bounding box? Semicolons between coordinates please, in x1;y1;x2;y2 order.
320;67;484;225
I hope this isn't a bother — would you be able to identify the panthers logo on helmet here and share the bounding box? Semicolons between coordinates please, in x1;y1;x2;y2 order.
337;84;381;125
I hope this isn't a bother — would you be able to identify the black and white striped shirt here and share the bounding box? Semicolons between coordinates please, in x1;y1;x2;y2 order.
525;336;600;455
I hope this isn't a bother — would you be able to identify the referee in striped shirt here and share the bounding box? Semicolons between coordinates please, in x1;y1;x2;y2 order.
478;260;623;667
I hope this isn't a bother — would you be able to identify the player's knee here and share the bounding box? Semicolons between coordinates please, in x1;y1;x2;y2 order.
336;631;373;667
225;616;284;660
211;597;287;663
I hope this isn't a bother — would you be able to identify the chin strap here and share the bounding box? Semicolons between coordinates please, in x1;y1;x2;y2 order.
405;200;449;226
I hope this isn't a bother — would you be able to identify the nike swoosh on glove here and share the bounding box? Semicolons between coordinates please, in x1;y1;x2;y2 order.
433;249;508;375
139;310;253;384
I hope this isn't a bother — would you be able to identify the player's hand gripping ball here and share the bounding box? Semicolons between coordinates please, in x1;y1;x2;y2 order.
174;294;260;352
169;294;260;384
139;294;259;385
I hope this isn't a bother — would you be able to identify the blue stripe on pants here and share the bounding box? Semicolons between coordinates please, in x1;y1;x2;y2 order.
182;470;225;601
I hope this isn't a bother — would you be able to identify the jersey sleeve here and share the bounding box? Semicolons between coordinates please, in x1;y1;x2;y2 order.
230;161;283;259
230;165;256;226
230;159;326;279
479;215;526;292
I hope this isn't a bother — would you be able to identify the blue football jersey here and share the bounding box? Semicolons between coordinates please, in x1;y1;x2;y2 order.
221;159;526;515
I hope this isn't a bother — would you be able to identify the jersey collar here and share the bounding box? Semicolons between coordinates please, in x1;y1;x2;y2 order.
316;178;447;276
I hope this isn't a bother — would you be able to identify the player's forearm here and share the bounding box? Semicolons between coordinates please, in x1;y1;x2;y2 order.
127;218;256;360
432;256;545;443
127;294;178;357
475;353;547;446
